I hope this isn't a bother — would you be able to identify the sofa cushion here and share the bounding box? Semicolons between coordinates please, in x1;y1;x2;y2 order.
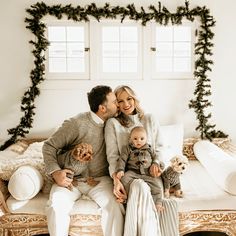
7;192;101;215
194;140;236;195
160;123;184;166
8;165;44;200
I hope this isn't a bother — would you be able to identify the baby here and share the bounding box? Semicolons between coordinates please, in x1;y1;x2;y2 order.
116;126;164;211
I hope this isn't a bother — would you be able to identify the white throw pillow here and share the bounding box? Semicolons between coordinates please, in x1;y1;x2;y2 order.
8;165;44;200
194;140;236;195
160;123;184;166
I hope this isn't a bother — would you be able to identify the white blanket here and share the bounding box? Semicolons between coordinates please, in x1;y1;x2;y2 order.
0;142;45;180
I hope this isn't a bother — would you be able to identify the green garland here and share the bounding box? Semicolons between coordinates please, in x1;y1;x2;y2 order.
0;1;227;150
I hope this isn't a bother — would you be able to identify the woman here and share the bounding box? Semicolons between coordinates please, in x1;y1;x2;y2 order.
105;85;179;236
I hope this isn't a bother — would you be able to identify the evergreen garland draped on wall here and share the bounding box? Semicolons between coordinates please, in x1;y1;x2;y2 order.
0;1;227;150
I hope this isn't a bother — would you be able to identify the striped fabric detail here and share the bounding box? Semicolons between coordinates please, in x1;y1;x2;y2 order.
124;179;179;236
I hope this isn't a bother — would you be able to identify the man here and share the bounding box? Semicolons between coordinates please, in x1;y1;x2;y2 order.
42;85;124;236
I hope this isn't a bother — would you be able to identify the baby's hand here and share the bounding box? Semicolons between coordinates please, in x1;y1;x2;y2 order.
156;203;164;212
116;171;124;180
149;163;162;177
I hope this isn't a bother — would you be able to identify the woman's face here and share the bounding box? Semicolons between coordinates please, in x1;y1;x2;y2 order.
117;90;135;115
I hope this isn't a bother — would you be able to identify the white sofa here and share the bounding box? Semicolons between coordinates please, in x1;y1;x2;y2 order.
1;125;236;236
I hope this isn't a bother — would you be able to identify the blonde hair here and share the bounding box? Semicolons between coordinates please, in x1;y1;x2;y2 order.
114;85;144;127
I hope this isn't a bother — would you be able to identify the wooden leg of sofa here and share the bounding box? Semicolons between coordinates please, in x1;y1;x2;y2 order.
179;211;236;236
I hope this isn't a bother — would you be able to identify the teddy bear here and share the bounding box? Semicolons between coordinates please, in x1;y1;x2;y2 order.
67;143;99;190
161;155;189;198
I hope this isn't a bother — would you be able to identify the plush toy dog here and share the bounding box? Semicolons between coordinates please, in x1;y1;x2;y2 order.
72;143;93;162
161;155;189;198
67;143;99;190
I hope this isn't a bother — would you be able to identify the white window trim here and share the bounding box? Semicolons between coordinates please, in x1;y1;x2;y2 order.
45;20;90;80
148;20;197;80
90;19;143;80
43;19;198;84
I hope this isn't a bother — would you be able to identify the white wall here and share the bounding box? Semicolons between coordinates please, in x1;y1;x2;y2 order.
1;0;236;143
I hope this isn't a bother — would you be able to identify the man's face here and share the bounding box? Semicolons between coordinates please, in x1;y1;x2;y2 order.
103;92;118;119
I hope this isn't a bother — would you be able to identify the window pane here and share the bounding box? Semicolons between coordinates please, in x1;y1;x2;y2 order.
174;42;191;57
174;26;191;41
121;42;137;57
48;27;66;41
103;58;119;72
49;43;66;57
67;43;84;57
156;27;172;42
102;27;119;42
67;26;84;41
174;58;191;72
120;27;137;42
103;42;119;57
121;58;137;72
156;42;172;57
67;58;84;72
49;58;66;72
156;58;172;72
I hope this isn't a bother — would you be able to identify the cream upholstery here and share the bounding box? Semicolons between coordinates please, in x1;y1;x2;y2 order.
194;140;236;195
1;134;236;236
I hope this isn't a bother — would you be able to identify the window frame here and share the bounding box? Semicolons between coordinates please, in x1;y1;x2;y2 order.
45;20;90;80
44;19;197;81
149;20;197;80
90;19;143;80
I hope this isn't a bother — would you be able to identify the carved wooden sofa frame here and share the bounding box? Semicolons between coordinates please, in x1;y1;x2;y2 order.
1;138;236;236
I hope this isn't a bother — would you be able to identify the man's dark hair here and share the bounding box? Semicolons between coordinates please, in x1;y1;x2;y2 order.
87;85;112;113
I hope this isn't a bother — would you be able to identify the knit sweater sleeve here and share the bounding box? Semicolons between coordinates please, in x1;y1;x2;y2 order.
116;145;130;172
104;118;120;177
42;117;79;175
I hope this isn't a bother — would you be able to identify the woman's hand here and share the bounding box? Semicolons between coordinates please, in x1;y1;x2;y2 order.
116;171;124;180
52;169;74;187
112;173;127;203
149;163;162;177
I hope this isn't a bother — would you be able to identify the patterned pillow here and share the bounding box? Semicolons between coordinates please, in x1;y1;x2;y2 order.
5;140;29;154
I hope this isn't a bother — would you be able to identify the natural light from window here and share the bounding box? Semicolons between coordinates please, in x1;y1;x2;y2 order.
48;26;85;73
102;26;138;73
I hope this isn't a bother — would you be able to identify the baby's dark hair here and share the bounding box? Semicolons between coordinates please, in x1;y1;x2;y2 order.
87;85;112;113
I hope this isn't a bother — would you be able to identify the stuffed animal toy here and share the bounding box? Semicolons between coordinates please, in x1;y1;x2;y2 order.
67;143;99;190
161;155;189;198
72;143;93;162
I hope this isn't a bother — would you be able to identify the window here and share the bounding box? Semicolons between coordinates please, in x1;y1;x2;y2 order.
46;21;89;80
150;22;196;79
91;20;142;80
45;20;196;81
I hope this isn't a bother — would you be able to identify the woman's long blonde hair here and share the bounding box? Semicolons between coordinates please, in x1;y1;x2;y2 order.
114;85;144;127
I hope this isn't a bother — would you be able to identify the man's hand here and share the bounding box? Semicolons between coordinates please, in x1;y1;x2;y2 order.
72;143;93;163
112;173;127;203
52;169;74;187
149;163;162;177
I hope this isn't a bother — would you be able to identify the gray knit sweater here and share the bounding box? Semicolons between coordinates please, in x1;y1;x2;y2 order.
104;113;164;177
42;112;109;177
